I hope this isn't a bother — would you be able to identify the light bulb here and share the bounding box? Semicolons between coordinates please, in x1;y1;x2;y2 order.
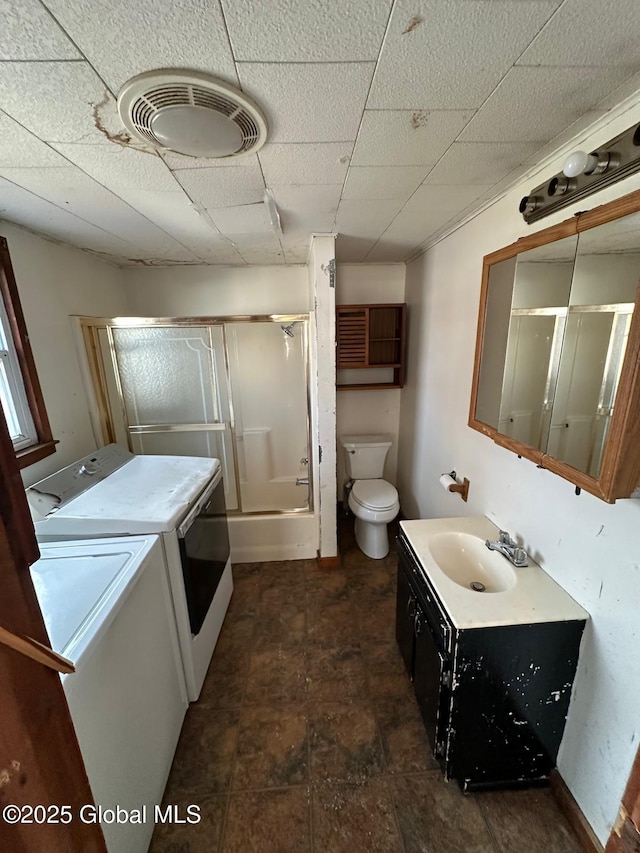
562;150;599;178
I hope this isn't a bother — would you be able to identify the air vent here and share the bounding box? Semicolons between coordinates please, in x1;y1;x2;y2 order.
117;70;268;159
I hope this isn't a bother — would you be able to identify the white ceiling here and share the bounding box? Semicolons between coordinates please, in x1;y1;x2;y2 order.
1;0;640;267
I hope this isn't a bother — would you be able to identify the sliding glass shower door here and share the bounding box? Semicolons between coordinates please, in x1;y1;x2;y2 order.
102;318;310;514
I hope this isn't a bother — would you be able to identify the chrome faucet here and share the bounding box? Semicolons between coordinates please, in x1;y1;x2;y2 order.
485;530;529;567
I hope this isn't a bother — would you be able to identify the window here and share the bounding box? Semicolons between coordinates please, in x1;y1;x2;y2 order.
0;237;55;468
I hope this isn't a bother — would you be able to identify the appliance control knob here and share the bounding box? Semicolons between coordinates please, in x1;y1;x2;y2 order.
78;463;97;476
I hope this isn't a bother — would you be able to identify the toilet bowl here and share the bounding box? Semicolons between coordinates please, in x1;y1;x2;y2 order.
341;435;400;560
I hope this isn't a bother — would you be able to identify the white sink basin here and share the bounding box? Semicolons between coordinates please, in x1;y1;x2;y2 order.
426;531;517;593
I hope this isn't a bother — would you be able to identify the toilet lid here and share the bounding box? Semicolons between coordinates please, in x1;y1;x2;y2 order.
351;479;398;511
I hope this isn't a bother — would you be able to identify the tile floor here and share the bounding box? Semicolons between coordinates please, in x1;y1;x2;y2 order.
151;520;586;853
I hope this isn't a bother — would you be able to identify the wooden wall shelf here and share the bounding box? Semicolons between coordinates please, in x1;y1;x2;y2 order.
336;303;406;390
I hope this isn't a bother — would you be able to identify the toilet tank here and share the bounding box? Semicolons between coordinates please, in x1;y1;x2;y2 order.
341;435;392;480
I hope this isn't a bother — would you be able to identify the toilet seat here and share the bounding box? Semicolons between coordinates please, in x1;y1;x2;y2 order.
351;479;398;511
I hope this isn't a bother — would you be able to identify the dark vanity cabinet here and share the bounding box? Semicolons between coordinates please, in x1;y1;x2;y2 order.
396;533;586;791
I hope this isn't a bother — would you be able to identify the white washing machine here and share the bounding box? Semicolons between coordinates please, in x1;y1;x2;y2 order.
27;444;233;701
31;535;187;853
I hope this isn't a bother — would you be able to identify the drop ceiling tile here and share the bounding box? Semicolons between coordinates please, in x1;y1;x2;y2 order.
335;234;378;262
368;0;561;109
238;62;374;143
460;66;636;143
335;198;405;239
222;0;392;61
207;202;273;235
423;141;542;186
233;234;285;264
350;110;474;167
0;0;80;60
259;143;352;186
0;167;192;255
0;61;121;143
162;151;261;171
281;237;310;264
53;143;179;192
0;176;138;258
518;0;640;67
42;0;238;92
270;185;342;234
0;113;68;167
175;163;266;208
342;165;429;199
403;183;495;216
102;188;236;257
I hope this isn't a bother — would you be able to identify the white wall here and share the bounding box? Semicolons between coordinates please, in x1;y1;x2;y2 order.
336;263;405;491
398;104;640;844
0;222;128;486
122;264;309;315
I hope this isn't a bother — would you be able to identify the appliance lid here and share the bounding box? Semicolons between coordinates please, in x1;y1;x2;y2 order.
351;479;398;510
30;535;157;668
32;452;221;536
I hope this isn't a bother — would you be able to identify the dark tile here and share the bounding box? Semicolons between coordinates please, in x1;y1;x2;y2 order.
305;570;350;603
150;793;227;852
478;788;584;853
347;564;396;603
197;653;249;709
374;694;439;774
311;779;403;853
306;646;367;703
244;647;307;706
306;599;360;647
309;703;386;782
233;706;308;790
165;708;239;798
362;641;415;701
390;774;496;853
223;788;311;853
254;602;306;648
355;597;396;643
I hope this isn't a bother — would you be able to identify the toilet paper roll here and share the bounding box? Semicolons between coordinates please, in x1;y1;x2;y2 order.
439;473;456;492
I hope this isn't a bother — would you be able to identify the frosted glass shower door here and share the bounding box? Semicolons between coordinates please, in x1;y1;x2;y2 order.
111;326;238;510
226;322;310;512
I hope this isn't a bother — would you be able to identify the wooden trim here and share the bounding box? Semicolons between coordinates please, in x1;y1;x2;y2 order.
468;189;640;503
317;555;341;570
577;187;640;232
550;770;604;853
0;237;56;468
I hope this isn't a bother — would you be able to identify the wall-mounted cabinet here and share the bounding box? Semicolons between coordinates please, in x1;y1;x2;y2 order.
336;303;406;390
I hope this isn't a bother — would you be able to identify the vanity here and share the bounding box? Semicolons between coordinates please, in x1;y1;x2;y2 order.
396;516;588;791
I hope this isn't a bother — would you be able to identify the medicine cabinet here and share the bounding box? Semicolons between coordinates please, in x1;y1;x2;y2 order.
336;303;406;390
469;189;640;502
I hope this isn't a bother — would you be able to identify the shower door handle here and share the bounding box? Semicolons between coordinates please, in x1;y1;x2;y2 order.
295;477;309;486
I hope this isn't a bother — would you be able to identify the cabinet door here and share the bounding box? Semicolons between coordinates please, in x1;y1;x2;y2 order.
414;606;449;758
395;563;416;679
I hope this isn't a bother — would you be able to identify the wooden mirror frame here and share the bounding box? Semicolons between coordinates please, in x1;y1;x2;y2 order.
469;188;640;503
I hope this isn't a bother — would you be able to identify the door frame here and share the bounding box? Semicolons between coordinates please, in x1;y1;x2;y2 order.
0;407;105;851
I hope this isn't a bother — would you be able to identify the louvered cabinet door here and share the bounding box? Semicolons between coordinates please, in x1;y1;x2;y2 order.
336;307;369;368
336;304;407;390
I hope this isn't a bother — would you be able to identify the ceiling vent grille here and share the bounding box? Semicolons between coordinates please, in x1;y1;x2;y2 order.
117;70;267;158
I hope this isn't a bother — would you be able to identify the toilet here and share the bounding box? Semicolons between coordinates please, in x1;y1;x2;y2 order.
341;435;400;559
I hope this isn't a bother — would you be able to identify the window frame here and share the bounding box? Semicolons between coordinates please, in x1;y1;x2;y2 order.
0;237;56;468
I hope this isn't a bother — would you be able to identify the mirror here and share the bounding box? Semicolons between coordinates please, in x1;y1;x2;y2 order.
470;191;640;502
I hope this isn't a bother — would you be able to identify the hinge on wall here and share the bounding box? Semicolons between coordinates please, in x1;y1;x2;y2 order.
321;258;336;288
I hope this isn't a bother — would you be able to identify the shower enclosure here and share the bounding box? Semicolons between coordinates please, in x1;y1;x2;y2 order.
81;316;311;517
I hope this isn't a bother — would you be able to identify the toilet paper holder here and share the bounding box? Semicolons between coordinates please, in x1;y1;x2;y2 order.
443;470;469;502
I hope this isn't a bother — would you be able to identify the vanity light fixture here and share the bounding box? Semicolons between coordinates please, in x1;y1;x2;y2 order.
519;121;638;223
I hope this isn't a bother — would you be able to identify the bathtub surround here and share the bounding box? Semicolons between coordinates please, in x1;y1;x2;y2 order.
397;100;640;844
